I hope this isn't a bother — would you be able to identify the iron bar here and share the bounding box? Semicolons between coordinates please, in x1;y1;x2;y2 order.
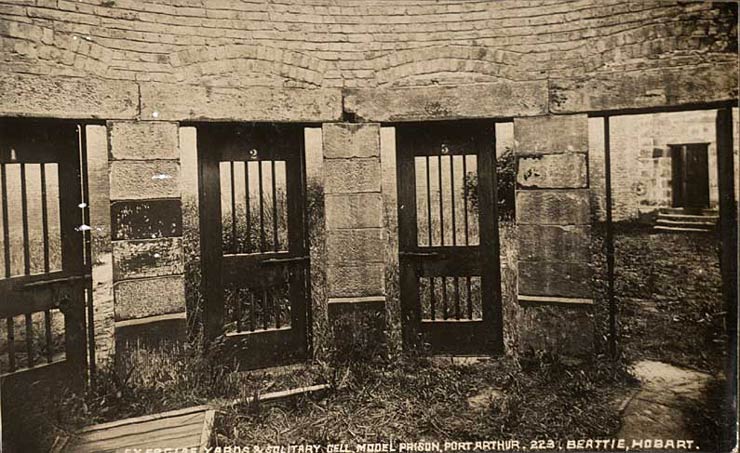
604;116;617;358
40;164;49;273
462;155;469;246
230;162;236;253
466;276;472;320
438;155;444;246
450;156;456;246
244;163;252;252
425;156;432;246
1;164;9;277
258;162;265;252
20;163;30;275
271;161;278;251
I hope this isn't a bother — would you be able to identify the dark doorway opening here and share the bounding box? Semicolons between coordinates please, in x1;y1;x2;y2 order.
670;143;710;211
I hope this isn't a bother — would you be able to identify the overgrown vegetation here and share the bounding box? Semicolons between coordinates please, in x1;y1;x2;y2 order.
214;352;636;447
591;222;724;371
592;222;730;451
464;147;516;220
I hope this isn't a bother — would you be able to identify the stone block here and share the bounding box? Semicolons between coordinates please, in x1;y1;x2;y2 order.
112;237;184;280
114;275;185;321
325;193;383;229
327;263;384;298
110;160;180;200
519;303;594;357
519;261;592;299
549;63;738;113
109;121;179;160
0;73;138;119
327;229;384;265
343;81;548;122
140;83;342;122
323;123;381;158
518;225;591;263
514;115;589;155
517;153;588;188
516;190;590;225
111;199;183;240
324;158;381;194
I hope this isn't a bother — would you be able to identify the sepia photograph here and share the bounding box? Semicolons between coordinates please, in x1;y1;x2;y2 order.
0;0;737;452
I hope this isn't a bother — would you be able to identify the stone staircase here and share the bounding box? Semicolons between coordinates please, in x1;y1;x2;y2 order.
654;208;718;233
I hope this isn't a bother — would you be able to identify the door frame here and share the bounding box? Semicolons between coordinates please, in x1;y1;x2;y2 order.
0;119;90;449
670;142;711;210
395;120;503;355
196;122;311;369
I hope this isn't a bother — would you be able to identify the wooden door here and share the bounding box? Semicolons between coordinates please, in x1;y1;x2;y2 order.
199;124;310;370
0;119;88;451
671;143;710;209
397;121;502;355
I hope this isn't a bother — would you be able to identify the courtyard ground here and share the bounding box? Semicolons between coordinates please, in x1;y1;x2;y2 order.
27;224;728;452
593;223;730;452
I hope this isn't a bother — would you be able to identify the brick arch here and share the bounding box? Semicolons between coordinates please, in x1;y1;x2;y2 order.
0;20;115;79
171;44;331;87
371;45;526;86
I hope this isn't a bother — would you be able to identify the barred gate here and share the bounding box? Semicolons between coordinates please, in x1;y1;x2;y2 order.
198;123;310;370
0;119;90;450
396;121;503;355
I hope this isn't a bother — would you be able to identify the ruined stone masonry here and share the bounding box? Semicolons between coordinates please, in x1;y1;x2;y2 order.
0;0;736;364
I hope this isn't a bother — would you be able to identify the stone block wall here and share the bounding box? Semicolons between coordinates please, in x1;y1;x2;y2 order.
514;114;595;357
589;109;740;222
322;123;386;355
108;121;187;349
0;0;736;365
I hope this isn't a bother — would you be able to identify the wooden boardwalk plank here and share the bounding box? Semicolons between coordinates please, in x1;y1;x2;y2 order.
66;406;209;452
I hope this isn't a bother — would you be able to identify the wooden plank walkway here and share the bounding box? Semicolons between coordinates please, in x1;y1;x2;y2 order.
57;405;215;453
53;383;331;452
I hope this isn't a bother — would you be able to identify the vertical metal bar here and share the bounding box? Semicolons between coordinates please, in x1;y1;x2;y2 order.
258;162;266;252
425;156;432;246
604;116;617;358
79;125;95;379
271;160;278;251
716;107;738;430
466;276;472;319
40;164;50;273
442;276;448;320
20;163;30;275
275;286;282;329
454;277;460;320
438;155;444;246
249;290;256;332
45;309;53;363
230;161;236;253
25;313;33;367
244;163;251;252
7;317;15;372
450;155;456;246
262;288;268;330
429;277;436;321
462;155;469;246
1;164;10;277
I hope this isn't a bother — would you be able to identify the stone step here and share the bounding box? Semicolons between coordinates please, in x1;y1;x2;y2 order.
656;218;717;227
658;207;718;216
656;213;718;223
654;225;714;233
